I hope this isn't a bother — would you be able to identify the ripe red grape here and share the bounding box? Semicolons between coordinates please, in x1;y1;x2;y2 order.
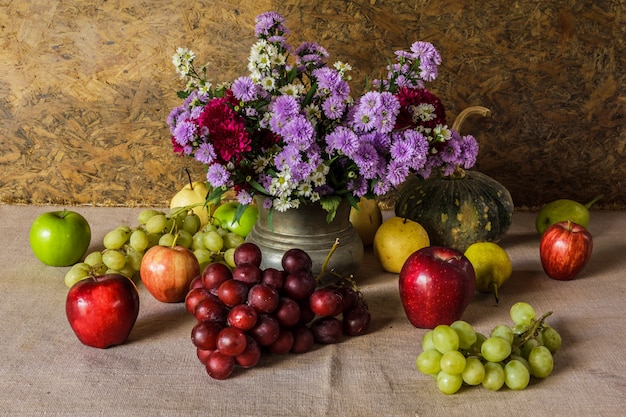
232;263;262;287
298;298;316;324
185;287;212;315
283;270;316;300
218;279;250;307
227;304;258;331
261;267;285;290
189;275;204;291
311;316;343;344
197;348;213;365
281;248;312;273
335;286;359;312
194;294;228;324
269;328;294;355
233;242;263;267
310;288;344;317
291;325;315;354
191;320;223;350
202;262;232;294
274;297;301;327
343;306;371;336
235;336;261;368
216;327;248;357
247;283;279;314
249;314;280;346
206;350;236;380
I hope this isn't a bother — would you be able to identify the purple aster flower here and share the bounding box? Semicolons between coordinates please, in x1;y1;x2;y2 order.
236;189;253;205
352;142;382;179
271;95;300;118
386;160;410;186
459;134;479;169
232;76;259;102
295;42;329;67
206;163;230;187
255;12;289;37
282;115;315;150
173;120;196;147
194;142;216;164
322;95;346;120
167;106;184;133
325;126;359;156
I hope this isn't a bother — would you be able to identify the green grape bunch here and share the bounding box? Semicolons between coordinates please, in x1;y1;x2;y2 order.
416;302;562;394
64;206;245;288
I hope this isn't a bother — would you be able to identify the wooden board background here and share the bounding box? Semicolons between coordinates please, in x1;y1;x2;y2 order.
1;0;624;209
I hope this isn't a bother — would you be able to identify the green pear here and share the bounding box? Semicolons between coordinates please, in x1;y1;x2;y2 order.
535;195;603;234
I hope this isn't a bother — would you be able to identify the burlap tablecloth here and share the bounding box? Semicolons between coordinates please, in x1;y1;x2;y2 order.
1;205;624;416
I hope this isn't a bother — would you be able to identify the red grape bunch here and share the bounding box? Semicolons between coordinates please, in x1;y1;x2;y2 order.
185;242;371;380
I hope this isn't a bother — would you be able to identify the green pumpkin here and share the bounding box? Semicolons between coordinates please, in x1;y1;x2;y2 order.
395;168;514;252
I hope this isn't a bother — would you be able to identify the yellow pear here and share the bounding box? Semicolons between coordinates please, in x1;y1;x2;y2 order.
373;216;430;273
349;197;383;246
169;181;212;226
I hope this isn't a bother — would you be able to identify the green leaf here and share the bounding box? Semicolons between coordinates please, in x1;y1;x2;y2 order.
233;203;248;224
320;195;342;223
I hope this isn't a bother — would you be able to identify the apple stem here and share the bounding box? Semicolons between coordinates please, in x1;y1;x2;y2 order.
185;167;194;190
584;194;604;209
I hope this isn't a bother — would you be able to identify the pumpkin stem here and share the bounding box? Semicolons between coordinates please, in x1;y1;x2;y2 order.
451;106;491;133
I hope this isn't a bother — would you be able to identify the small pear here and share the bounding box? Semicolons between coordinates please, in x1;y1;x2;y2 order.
535;195;603;234
170;180;212;226
349;197;383;246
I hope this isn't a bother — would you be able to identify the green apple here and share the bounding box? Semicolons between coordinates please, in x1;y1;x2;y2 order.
349;197;383;246
212;202;258;237
170;180;212;226
29;210;91;266
535;194;603;234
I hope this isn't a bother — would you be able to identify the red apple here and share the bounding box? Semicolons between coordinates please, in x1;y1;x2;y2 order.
399;246;476;329
540;221;593;280
66;274;140;349
140;245;200;302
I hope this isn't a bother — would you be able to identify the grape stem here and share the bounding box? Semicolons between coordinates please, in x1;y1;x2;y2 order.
318;238;340;281
511;311;553;352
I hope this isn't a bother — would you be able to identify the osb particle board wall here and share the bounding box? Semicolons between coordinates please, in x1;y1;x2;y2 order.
1;0;624;209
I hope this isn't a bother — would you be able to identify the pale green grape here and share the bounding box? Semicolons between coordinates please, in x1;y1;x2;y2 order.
145;214;168;234
490;324;514;344
510;355;531;372
203;230;224;253
541;326;563;353
421;330;435;351
511;323;527;336
528;345;553;378
171;210;185;230
194;248;213;269
176;230;193;249
192;231;206;251
183;214;201;234
439;350;466;375
432;325;460;354
482;362;505;391
510;302;536;326
138;209;162;225
83;251;103;267
471;332;487;353
203;223;217;233
159;233;176;247
461;357;485;385
416;349;442;375
451;320;477;350
65;263;91;288
534;330;544;346
102;250;126;270
223;232;245;249
520;338;541;359
223;247;236;268
146;232;162;248
436;371;463;395
481;336;512;363
129;229;149;252
216;226;229;237
504;359;531;390
103;228;129;250
118;264;136;280
125;248;144;272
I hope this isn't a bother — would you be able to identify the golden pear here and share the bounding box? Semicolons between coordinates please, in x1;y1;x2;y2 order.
373;216;430;273
349;197;383;246
169;181;212;226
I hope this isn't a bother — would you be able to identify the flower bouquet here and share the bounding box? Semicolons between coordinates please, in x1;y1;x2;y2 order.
167;11;478;222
